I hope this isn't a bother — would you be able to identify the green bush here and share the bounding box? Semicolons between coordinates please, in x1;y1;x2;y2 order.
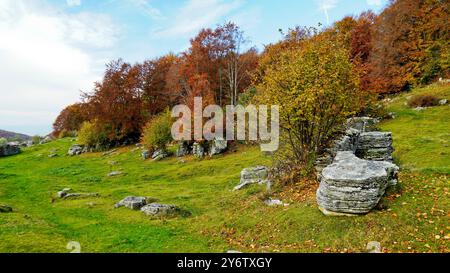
141;109;173;152
0;138;7;146
31;135;41;145
77;120;108;149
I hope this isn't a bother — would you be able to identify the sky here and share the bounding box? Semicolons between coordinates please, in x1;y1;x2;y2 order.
0;0;388;136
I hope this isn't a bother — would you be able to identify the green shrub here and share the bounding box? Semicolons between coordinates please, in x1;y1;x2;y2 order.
31;135;41;145
408;94;440;108
77;120;108;149
0;138;7;146
141;109;173;152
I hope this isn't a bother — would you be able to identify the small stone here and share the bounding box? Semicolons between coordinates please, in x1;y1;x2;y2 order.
68;145;83;156
264;198;284;206
141;150;150;160
108;171;123;177
234;166;270;191
0;204;13;213
48;153;58;158
140;203;180;216
57;188;72;198
366;241;381;253
226;250;242;253
439;99;448;105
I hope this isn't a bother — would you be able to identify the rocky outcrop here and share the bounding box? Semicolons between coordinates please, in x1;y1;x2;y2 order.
234;166;270;190
356;132;393;161
68;145;83;156
115;196;147;210
140;203;180;216
0;143;21;157
209;138;228;156
176;141;192;157
317;152;398;215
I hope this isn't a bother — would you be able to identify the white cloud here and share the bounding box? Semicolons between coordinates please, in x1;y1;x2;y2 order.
0;0;119;135
153;0;242;38
366;0;382;6
126;0;164;20
66;0;81;7
317;0;339;25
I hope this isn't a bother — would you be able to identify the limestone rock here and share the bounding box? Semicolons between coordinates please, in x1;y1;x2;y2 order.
317;152;395;215
152;149;168;161
234;166;270;190
68;145;83;156
439;99;448;105
0;143;21;157
176;142;191;157
107;171;123;177
141;150;150;160
57;188;72;198
140;203;180;216
346;117;379;132
192;142;206;158
264;198;284;206
115;196;147;210
209;138;227;156
356;132;393;161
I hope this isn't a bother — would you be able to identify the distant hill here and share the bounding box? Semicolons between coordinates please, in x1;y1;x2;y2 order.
0;129;32;141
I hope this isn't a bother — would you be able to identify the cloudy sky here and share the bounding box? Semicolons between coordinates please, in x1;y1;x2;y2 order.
0;0;387;136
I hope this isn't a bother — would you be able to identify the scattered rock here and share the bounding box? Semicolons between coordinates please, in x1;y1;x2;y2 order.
140;203;180;217
414;107;426;111
152;149;169;161
63;193;99;199
209;137;228;156
141;150;151;160
234;166;270;191
0;143;21;157
57;188;72;198
317;152;396;215
39;135;53;144
264;198;284;206
48;153;58;158
176;141;192;157
107;171;123;177
226;250;243;253
0;204;13;213
366;241;382;253
439;99;448;105
114;196;147;210
192;142;206;158
68;145;83;156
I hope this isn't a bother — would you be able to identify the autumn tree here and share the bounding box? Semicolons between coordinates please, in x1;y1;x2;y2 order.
52;103;88;137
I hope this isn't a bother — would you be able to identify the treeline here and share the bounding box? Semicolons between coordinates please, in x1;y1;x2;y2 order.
53;0;449;147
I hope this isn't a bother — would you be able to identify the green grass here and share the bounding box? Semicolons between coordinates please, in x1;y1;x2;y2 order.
0;84;449;253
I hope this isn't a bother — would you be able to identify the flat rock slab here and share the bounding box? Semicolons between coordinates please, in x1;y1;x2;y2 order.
234;166;270;190
115;196;147;210
108;171;124;177
63;193;99;199
140;203;181;217
317;151;398;215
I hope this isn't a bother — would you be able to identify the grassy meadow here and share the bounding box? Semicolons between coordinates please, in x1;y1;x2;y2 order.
0;84;449;253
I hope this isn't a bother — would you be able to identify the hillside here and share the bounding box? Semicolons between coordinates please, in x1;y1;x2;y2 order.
0;129;31;141
0;84;449;253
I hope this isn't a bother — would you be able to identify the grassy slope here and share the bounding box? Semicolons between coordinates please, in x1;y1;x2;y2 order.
0;84;448;253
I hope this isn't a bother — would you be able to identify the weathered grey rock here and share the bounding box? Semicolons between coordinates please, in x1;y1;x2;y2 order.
366;241;382;253
0;204;13;213
209;138;227;156
192;142;206;158
39;135;52;144
63;193;99;199
356;132;393;161
234;166;270;190
439;99;448;105
152;149;168;161
264;198;284;206
414;107;426;111
57;188;72;198
48;153;58;158
0;143;21;157
107;171;123;177
347;117;379;132
141;150;150;160
176;142;191;157
68;145;83;156
317;152;396;215
115;196;147;210
140;203;180;216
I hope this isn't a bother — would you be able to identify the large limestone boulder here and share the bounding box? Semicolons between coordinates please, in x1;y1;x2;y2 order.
115;196;147;210
0;143;21;157
209;138;228;156
356;132;393;161
317;152;397;215
68;145;83;156
234;166;270;190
